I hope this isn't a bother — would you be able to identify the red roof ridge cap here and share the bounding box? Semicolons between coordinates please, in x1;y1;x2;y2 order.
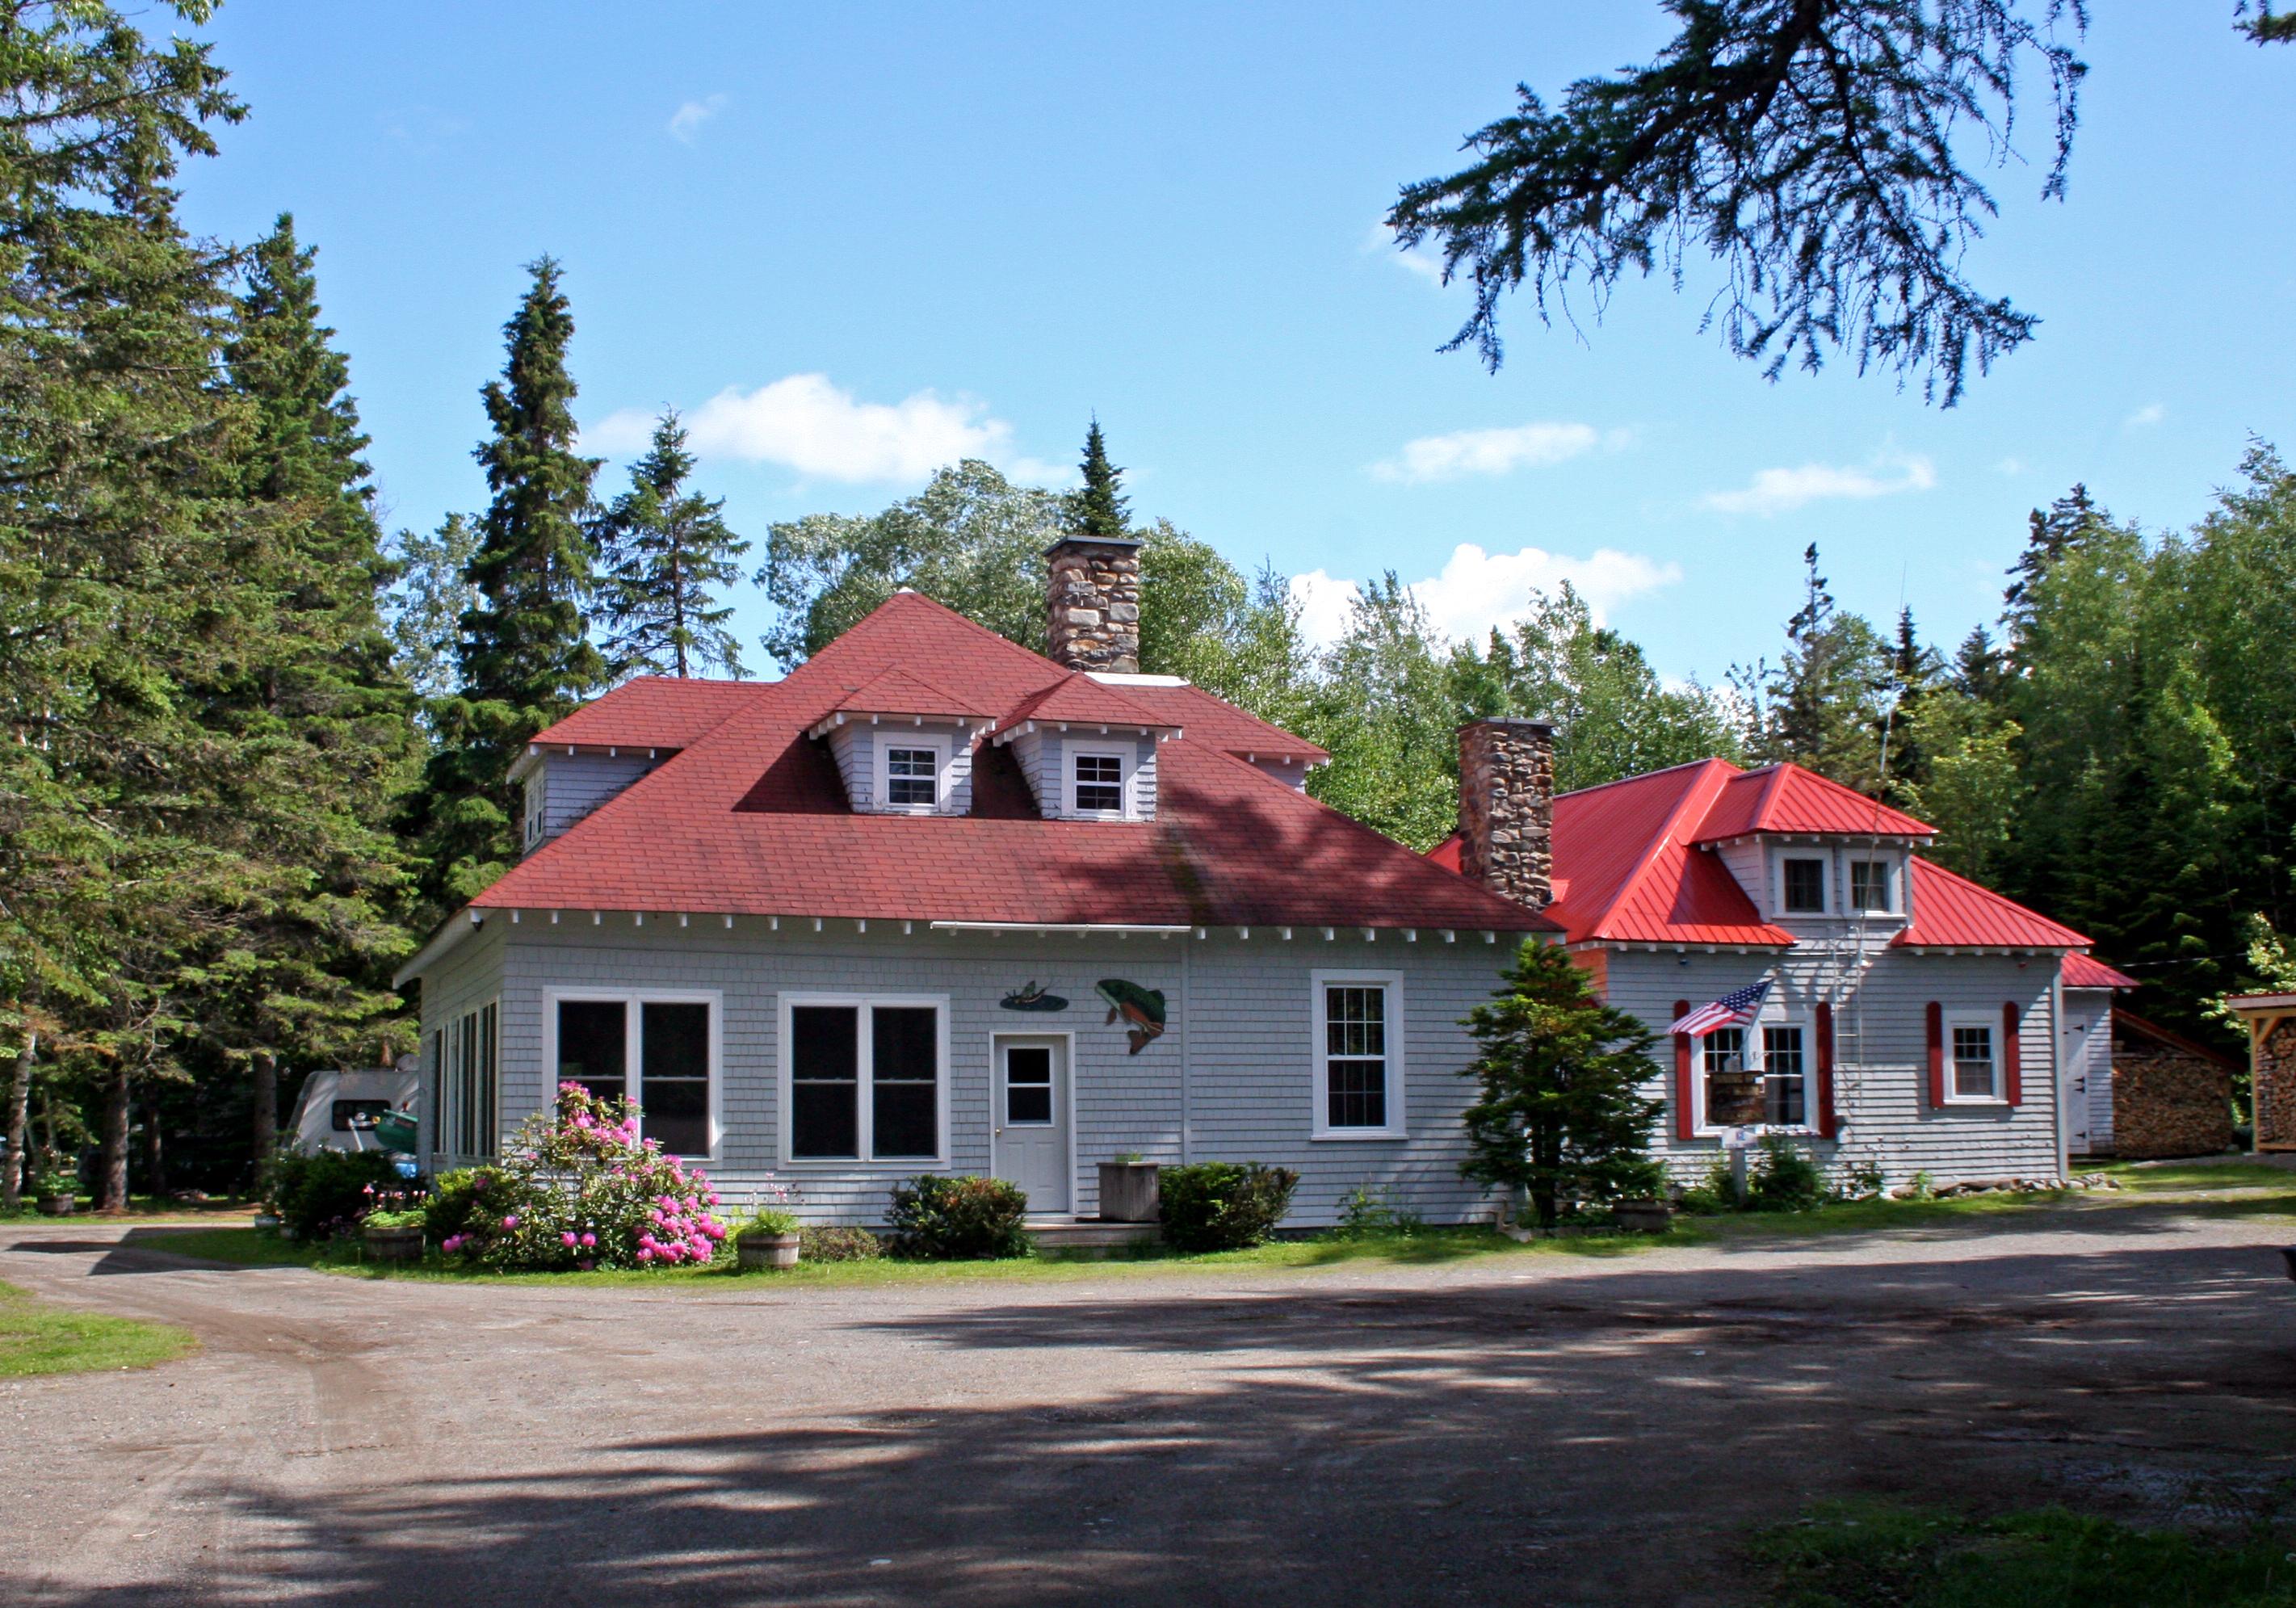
1582;759;1738;941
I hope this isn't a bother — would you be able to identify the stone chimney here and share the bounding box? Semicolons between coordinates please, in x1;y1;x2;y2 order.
1457;718;1555;910
1044;535;1144;672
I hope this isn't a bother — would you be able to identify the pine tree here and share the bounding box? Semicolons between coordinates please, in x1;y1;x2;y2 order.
594;412;749;679
1072;418;1130;538
1459;939;1666;1230
414;258;604;913
1879;606;1943;796
201;212;420;1175
1738;544;1891;791
2006;483;2106;639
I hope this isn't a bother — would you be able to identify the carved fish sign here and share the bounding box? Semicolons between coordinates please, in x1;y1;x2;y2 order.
1095;979;1166;1056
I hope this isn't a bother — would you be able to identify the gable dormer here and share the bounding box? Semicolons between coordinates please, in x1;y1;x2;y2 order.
988;673;1179;822
1690;764;1934;928
513;745;665;854
805;669;998;817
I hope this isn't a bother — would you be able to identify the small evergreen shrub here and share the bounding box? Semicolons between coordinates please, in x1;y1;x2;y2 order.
1159;1161;1299;1250
1331;1185;1425;1241
267;1149;404;1241
1670;1157;1739;1215
886;1175;1030;1259
800;1225;884;1262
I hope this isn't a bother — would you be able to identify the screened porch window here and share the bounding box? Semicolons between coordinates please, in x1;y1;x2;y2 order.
431;1001;498;1158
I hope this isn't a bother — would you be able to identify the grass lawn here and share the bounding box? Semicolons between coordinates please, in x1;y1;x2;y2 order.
1750;1499;2296;1606
0;1279;196;1378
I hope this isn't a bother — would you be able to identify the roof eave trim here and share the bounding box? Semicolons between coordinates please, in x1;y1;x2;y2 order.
393;909;483;989
929;921;1194;935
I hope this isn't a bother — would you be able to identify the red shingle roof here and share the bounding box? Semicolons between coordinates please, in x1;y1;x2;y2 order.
528;675;767;751
1692;763;1933;842
1427;756;2084;951
993;671;1171;734
2063;952;2139;990
826;666;999;720
466;591;1554;934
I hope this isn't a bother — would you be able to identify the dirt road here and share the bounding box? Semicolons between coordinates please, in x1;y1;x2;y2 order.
3;1204;2292;1606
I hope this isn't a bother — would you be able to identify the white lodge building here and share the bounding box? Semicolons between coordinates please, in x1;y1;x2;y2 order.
398;537;2096;1224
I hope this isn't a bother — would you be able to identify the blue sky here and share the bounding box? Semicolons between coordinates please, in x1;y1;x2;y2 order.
178;2;2296;681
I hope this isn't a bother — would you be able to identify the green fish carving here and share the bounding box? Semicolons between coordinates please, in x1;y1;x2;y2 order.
1095;979;1167;1056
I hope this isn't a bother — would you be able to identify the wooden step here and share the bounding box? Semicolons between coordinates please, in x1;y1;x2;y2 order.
1026;1219;1160;1251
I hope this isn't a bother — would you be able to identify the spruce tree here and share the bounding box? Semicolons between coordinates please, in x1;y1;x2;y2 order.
385;512;481;707
1739;544;1892;791
1072;418;1130;538
594;412;749;678
203;212;420;1174
415;258;604;912
1459;939;1666;1230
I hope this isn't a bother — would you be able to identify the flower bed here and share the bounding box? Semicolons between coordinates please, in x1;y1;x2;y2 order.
429;1084;728;1271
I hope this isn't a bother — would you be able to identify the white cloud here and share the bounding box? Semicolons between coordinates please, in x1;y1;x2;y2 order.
588;373;1019;484
668;94;727;144
1995;456;2026;476
1699;453;1936;517
1371;422;1619;484
1359;221;1449;286
2124;402;2167;430
1290;543;1680;649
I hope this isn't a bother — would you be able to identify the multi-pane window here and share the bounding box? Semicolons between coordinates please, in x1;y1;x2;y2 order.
1761;1025;1807;1125
1321;982;1393;1132
1952;1024;1999;1099
1072;752;1124;812
1781;857;1827;913
1848;859;1892;912
884;746;938;808
787;1000;943;1161
431;1001;499;1158
553;996;715;1156
523;779;545;851
1004;1045;1054;1126
1701;1026;1746;1123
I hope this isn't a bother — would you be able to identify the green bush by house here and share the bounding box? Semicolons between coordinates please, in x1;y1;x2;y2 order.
886;1175;1030;1259
1158;1162;1300;1251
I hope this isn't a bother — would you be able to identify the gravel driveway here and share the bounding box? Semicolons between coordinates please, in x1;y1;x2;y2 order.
4;1204;2293;1606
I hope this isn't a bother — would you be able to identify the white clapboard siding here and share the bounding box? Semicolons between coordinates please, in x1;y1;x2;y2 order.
531;753;658;846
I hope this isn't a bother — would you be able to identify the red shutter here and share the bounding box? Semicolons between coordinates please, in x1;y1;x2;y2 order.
2002;1000;2022;1106
1815;1001;1836;1136
1925;1001;1945;1108
1673;999;1694;1140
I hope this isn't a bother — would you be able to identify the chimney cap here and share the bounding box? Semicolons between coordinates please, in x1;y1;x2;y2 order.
1463;716;1555;733
1043;534;1145;559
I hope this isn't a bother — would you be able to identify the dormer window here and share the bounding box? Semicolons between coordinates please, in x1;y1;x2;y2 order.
1781;856;1827;914
1848;858;1895;913
874;736;950;813
1070;751;1126;815
523;775;545;852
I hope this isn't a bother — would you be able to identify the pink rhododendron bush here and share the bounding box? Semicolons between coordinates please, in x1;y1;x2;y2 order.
425;1084;727;1271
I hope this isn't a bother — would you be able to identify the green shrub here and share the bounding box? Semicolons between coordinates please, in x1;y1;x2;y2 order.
741;1207;800;1236
1331;1185;1424;1241
1673;1157;1738;1215
1748;1136;1827;1211
885;1175;1030;1259
800;1225;883;1262
267;1149;403;1241
1159;1161;1299;1251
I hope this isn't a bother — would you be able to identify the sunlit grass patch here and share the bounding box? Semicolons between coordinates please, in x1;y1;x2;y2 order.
0;1279;195;1378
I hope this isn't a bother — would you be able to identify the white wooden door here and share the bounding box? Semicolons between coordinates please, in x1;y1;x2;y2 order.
993;1036;1070;1215
2063;1013;2093;1154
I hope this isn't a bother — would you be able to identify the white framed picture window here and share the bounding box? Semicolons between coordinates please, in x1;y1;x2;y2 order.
1691;1018;1815;1136
778;993;951;1165
1943;1013;2004;1102
1310;970;1406;1139
1067;747;1130;817
544;989;723;1157
874;735;951;813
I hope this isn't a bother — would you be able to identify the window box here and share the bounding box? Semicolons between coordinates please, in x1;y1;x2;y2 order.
1310;971;1406;1139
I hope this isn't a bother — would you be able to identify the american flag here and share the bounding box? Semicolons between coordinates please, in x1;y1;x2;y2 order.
1669;980;1773;1038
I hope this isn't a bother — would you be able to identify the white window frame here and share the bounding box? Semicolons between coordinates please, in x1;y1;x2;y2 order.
1690;1015;1816;1137
431;997;501;1160
523;775;546;852
1310;969;1407;1140
1065;745;1132;819
776;993;951;1167
1775;850;1831;917
1846;855;1898;914
1943;1011;2006;1103
873;734;951;815
542;988;724;1159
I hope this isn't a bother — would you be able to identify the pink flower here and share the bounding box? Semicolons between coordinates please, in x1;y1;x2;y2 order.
561;1232;578;1248
705;1191;721;1206
577;1259;594;1271
580;1232;596;1249
502;1214;518;1230
693;1241;713;1262
636;1247;654;1263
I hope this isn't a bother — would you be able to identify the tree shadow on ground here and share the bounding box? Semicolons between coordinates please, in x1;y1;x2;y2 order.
3;1240;2292;1606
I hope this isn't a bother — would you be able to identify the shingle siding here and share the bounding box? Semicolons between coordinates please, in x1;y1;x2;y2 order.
1604;944;2063;1187
531;753;658;845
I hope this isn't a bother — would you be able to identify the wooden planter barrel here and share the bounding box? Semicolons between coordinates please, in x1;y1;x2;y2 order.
361;1224;425;1262
737;1231;800;1270
1611;1199;1673;1233
35;1194;74;1218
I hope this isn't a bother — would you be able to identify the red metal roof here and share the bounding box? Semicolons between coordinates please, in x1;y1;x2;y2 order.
2063;953;2139;990
468;591;1553;934
1892;857;2088;949
1692;763;1933;842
